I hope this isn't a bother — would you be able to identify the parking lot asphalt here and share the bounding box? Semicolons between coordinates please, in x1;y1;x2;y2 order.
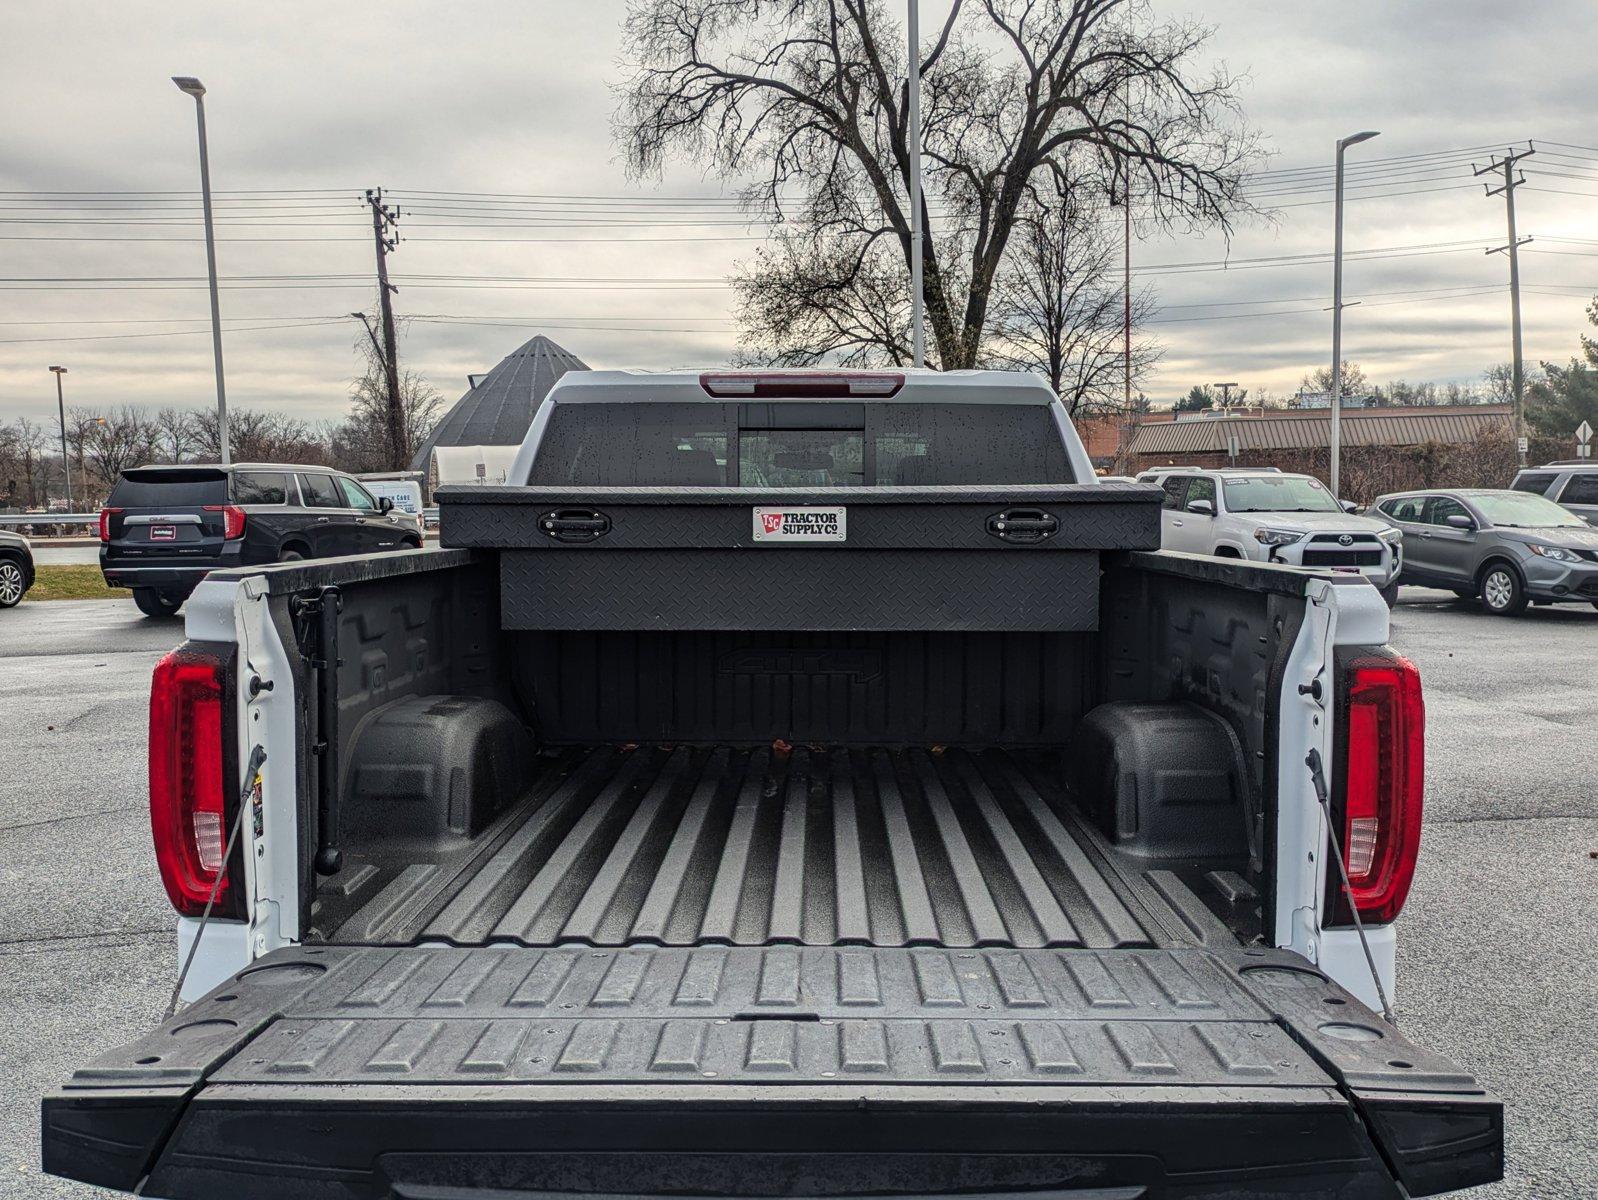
0;592;1594;1198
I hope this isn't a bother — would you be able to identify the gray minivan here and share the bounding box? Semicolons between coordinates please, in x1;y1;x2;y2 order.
1371;487;1598;615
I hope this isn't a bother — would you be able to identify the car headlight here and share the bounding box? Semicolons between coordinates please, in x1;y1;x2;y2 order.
1377;527;1403;544
1252;528;1305;546
1526;543;1580;563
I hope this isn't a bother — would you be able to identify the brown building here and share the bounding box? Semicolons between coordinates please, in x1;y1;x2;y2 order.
1073;409;1176;473
1124;404;1512;472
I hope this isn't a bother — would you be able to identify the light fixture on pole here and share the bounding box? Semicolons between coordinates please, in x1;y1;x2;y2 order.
49;366;71;509
1330;129;1379;499
173;75;230;465
907;0;924;368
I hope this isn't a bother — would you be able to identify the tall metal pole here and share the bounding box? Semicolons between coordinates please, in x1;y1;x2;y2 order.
50;366;71;509
1330;130;1379;498
1475;146;1535;467
908;0;924;368
173;77;229;465
1123;176;1131;410
1122;88;1132;412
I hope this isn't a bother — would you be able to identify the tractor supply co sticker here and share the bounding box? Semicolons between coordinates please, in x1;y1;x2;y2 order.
752;506;847;542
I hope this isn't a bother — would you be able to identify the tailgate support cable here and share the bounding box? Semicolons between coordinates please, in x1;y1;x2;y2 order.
1306;747;1397;1024
165;744;266;1019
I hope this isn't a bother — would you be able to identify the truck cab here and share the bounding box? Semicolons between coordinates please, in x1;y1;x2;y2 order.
44;370;1500;1199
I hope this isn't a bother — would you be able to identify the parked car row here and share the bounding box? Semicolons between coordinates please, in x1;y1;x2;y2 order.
1128;460;1598;617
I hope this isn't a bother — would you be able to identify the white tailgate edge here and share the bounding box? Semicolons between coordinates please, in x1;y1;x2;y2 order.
174;573;302;1000
1274;577;1397;1010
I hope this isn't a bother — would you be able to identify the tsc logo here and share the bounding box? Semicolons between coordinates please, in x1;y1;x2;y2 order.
761;512;785;534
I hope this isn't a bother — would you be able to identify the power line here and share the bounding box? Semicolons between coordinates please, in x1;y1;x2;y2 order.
0;319;349;346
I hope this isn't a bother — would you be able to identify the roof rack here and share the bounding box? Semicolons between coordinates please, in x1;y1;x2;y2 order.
1143;465;1284;474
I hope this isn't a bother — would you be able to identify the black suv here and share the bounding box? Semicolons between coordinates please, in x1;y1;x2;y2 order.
100;464;424;617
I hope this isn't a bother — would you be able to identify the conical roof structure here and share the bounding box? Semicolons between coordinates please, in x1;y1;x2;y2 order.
410;335;588;472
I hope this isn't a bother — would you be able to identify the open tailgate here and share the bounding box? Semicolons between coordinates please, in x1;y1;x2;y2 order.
44;944;1499;1199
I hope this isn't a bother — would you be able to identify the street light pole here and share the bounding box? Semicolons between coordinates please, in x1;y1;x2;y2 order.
1330;130;1379;499
49;366;71;509
907;0;924;368
173;76;230;465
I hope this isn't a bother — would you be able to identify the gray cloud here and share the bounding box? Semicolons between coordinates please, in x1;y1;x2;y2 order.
1;0;1594;426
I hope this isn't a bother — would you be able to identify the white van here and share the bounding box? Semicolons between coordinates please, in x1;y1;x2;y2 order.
356;476;425;535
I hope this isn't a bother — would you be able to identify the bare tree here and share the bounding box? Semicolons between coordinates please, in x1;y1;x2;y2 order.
153;407;200;463
984;191;1160;412
192;406;331;466
62;411;109;504
619;0;1258;369
13;419;50;507
733;232;919;366
0;423;23;507
1302;360;1367;397
79;406;163;494
333;330;446;473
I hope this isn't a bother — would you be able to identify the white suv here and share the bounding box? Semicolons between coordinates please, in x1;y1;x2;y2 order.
1137;467;1402;596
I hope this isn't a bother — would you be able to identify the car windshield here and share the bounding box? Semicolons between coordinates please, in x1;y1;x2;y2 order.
1466;491;1586;528
1221;475;1341;514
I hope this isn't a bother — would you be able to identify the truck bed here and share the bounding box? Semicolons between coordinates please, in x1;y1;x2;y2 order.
325;745;1239;952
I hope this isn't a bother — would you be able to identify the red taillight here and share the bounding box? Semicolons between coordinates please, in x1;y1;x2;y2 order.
98;507;122;541
149;643;241;918
1339;654;1425;924
698;371;905;398
203;503;247;539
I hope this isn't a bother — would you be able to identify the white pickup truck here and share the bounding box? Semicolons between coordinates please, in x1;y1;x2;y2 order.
43;369;1500;1199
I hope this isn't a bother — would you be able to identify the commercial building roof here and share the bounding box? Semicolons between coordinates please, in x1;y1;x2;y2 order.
409;335;588;472
1127;404;1511;457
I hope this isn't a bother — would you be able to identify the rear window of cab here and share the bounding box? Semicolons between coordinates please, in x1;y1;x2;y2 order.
528;402;1072;487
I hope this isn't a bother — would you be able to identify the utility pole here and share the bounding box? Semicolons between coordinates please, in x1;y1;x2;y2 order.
907;0;925;368
364;188;405;469
1213;382;1240;410
1475;144;1535;467
49;366;71;509
172;77;229;464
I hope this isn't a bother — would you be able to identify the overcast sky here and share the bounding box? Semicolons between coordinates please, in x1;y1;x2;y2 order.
2;0;1595;429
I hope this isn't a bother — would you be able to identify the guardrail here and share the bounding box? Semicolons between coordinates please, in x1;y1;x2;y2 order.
0;513;98;528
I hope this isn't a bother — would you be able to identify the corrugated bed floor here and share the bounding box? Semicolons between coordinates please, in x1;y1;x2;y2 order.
333;745;1161;950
